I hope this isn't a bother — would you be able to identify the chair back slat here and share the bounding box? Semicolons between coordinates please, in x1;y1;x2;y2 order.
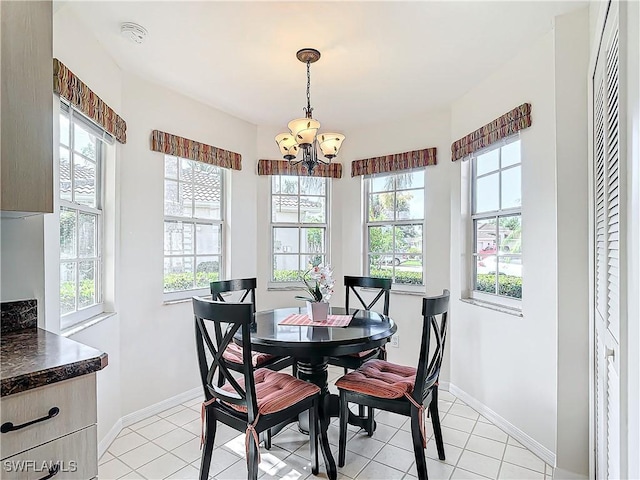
344;276;392;315
413;290;450;404
193;297;259;419
210;278;257;315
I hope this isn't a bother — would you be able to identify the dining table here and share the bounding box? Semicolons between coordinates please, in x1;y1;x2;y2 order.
234;306;397;480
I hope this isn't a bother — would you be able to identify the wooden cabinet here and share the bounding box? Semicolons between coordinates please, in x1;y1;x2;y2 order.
0;0;53;216
0;375;98;479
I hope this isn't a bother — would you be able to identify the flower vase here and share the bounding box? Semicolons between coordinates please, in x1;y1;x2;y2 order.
306;301;329;322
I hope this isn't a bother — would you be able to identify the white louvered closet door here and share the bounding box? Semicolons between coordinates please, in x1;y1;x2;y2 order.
593;1;623;478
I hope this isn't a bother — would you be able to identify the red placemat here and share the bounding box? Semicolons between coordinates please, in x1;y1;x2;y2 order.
278;313;353;328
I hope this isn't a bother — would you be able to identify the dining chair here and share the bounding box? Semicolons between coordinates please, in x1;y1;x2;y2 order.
210;278;294;374
193;297;329;480
327;275;392;434
335;290;450;479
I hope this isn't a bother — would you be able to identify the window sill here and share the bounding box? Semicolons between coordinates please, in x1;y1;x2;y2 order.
459;297;523;317
267;284;305;292
61;311;117;337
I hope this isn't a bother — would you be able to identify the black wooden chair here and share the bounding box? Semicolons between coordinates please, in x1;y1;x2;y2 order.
210;278;294;374
327;276;392;434
335;290;450;479
193;297;333;480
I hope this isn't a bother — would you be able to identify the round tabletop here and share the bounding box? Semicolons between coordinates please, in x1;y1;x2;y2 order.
237;307;397;358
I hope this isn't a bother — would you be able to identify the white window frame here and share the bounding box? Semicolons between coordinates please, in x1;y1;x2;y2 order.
468;136;522;308
59;102;107;329
269;175;330;287
163;155;225;302
363;169;427;292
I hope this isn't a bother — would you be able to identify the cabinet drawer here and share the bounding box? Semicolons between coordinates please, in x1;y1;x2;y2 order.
1;426;97;480
0;375;96;460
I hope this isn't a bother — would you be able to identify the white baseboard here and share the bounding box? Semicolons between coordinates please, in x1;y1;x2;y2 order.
448;383;556;467
98;387;202;458
98;418;123;459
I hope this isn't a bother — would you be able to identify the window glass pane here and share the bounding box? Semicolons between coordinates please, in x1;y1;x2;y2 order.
368;256;393;280
196;224;220;254
302;254;324;270
475;218;497;255
60;208;77;259
60;114;70;147
475;173;499;213
394;262;423;285
60;263;76;315
497;255;522;298
368;226;393;254
300;177;325;195
395;225;422;254
476;148;499;176
501;166;521;209
300;197;325;223
301;227;325;254
60;146;72;201
274;227;299;253
280;176;299;194
498;215;521;254
195;256;220;287
193;183;220;220
164;257;195;292
165;156;178;179
273;255;300;281
501;141;521;168
164;221;194;255
74;124;96;160
272;176;281;194
368;193;395;221
396;171;424;190
476;256;497;294
164;180;180;216
180;158;193;182
73;155;97;207
272;195;297;223
180;182;194;217
78;261;97;308
370;174;394;192
396;190;424;220
78;213;97;258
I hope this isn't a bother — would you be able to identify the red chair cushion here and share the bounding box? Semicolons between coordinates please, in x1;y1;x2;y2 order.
222;369;320;415
349;348;378;358
222;343;275;368
335;359;417;399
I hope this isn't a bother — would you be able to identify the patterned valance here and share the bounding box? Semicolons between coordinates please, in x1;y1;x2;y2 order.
351;148;437;177
257;160;342;179
451;103;532;162
151;130;242;170
53;58;127;144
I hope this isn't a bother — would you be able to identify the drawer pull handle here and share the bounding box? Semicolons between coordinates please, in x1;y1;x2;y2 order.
38;464;60;480
0;407;60;433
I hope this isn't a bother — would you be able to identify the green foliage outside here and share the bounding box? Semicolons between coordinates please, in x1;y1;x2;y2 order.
476;273;522;299
273;268;423;285
164;272;220;292
60;280;95;313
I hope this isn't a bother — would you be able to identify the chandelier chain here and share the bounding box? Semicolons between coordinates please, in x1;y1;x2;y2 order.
305;60;313;118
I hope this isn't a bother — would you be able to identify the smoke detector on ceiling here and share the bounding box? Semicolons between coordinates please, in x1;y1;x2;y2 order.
121;22;148;44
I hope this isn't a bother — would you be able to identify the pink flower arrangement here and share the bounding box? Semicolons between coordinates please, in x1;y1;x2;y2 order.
295;263;335;303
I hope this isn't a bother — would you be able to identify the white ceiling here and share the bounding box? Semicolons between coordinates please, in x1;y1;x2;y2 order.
65;1;587;131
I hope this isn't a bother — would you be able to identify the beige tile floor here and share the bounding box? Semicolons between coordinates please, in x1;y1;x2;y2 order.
99;367;554;479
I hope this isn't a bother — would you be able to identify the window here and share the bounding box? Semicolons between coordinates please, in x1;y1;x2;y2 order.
471;139;522;300
164;156;224;297
365;170;425;286
270;176;329;282
59;105;104;328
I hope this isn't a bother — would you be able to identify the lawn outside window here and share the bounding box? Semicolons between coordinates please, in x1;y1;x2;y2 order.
364;169;425;289
471;137;522;304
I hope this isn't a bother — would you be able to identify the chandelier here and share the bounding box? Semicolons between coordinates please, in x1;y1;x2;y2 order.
275;48;345;175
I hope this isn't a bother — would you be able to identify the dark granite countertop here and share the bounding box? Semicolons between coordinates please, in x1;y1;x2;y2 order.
1;328;108;397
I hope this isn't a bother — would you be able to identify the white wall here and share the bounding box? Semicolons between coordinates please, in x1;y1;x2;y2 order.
118;71;258;415
449;29;559;456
